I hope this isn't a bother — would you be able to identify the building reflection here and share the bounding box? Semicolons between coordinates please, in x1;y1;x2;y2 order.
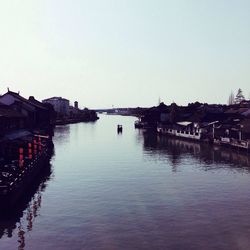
53;125;71;144
0;147;54;249
141;132;250;171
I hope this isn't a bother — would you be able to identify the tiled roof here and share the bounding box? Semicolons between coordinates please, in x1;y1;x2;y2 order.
43;96;69;102
1;91;47;110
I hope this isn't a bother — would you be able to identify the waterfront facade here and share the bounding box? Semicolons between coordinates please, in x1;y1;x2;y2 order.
0;90;54;162
0;104;26;136
157;121;202;140
140;101;250;151
0;90;53;128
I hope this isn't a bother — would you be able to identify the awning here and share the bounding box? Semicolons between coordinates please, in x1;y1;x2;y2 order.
176;121;192;126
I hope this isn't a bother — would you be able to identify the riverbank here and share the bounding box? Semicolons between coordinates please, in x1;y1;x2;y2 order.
55;116;99;125
135;101;250;153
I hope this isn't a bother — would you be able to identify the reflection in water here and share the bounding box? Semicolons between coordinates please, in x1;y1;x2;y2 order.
142;132;250;172
2;116;250;250
0;148;54;249
53;125;70;144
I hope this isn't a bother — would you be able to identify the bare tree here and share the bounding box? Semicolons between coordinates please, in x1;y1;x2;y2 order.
228;91;235;105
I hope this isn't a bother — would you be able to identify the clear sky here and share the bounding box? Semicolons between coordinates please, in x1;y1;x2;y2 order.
0;0;249;108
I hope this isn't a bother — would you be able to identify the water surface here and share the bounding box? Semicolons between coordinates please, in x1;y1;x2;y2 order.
1;115;250;250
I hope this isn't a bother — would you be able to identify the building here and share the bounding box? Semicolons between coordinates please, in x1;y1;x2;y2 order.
42;97;70;117
0;90;51;128
157;121;202;140
0;104;26;136
69;101;80;118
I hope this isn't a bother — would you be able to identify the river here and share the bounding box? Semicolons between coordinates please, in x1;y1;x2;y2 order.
1;114;250;250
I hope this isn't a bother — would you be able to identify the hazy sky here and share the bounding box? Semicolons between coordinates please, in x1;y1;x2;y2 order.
0;0;249;108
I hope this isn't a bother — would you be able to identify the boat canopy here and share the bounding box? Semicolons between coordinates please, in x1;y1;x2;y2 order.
176;121;192;127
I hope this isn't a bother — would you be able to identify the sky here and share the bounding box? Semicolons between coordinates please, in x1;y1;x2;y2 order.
0;0;249;109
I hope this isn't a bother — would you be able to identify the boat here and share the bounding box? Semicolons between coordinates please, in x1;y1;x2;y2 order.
117;125;123;133
134;120;144;128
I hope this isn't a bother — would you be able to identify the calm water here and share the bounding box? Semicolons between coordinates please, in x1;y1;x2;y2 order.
1;115;250;250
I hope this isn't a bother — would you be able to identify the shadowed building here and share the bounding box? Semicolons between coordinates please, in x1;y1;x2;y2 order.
42;97;70;118
0;104;26;136
0;90;52;128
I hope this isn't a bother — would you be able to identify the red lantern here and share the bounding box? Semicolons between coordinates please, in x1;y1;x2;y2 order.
19;148;24;154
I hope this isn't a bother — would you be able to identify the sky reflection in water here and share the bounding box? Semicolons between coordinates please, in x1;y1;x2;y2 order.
1;115;250;250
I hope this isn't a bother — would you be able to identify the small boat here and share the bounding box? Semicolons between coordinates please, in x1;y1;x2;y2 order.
134;120;144;128
117;125;123;133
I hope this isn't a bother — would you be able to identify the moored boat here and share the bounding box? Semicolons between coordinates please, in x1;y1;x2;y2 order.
117;125;123;133
134;120;144;128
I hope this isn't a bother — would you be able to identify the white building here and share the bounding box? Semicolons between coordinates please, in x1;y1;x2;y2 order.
42;97;70;116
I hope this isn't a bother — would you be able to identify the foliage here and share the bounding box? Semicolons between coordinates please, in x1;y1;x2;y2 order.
234;88;245;104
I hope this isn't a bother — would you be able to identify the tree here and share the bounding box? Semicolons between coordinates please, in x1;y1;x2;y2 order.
170;102;179;123
234;88;245;104
228;91;235;105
